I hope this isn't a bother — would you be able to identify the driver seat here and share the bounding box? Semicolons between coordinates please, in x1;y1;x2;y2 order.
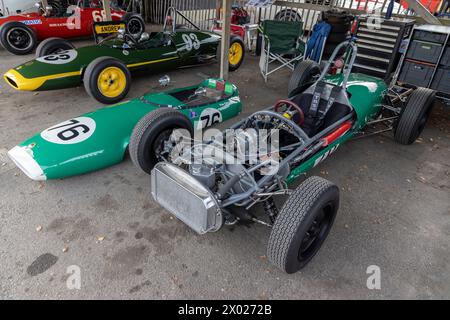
291;81;352;137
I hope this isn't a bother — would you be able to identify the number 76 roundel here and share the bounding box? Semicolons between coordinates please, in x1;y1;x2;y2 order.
41;117;96;145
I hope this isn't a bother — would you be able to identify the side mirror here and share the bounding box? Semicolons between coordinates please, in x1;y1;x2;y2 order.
139;32;150;42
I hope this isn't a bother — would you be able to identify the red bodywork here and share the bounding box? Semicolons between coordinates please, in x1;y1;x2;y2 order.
0;4;125;40
400;0;442;14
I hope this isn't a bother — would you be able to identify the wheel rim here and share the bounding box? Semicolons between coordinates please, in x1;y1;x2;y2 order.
6;28;32;51
298;202;334;262
127;18;143;37
229;42;243;66
97;67;127;98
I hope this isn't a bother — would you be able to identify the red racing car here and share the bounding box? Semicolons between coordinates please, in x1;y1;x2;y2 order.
0;0;145;55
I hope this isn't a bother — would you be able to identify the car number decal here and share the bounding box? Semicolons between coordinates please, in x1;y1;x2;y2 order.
41;117;96;145
197;108;222;129
36;50;78;64
182;33;200;51
92;10;122;22
313;144;340;168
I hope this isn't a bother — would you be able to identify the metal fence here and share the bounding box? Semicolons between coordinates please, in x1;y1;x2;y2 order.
145;0;448;30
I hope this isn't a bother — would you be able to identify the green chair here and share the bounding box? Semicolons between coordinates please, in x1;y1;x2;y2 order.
259;20;305;82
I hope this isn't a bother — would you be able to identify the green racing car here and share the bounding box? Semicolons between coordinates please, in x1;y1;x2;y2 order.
131;39;437;274
3;7;245;104
8;78;242;180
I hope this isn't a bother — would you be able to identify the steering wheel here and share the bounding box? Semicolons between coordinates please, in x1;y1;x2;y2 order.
274;99;304;126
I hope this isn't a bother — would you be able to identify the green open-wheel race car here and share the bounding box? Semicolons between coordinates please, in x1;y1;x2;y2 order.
3;7;245;104
131;39;436;274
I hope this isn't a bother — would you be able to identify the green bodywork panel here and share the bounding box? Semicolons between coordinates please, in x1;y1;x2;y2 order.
13;79;241;180
8;30;221;91
285;72;387;184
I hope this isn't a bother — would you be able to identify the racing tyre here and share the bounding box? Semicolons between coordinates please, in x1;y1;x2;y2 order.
123;13;145;39
228;36;245;71
394;87;436;145
288;60;321;97
130;108;194;174
35;37;75;58
274;9;302;22
84;57;131;104
267;176;339;273
0;21;37;55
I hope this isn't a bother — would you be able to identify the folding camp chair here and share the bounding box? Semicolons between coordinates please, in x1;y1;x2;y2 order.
259;20;305;82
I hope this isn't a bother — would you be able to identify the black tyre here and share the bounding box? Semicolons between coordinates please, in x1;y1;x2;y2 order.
274;9;302;22
130;108;194;174
35;37;75;58
123;13;145;39
83;57;131;104
267;176;339;274
394;87;436;145
0;21;37;55
288;60;321;97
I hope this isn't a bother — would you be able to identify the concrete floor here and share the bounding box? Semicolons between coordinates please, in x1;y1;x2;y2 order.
0;39;449;300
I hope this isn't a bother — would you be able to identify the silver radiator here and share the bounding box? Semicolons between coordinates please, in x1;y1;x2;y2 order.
151;163;223;234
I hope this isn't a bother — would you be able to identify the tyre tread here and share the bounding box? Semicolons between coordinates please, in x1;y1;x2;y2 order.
267;176;337;273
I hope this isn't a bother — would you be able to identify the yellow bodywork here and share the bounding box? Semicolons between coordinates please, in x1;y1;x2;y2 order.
3;69;81;91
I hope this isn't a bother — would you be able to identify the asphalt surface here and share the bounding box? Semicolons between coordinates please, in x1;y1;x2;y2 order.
0;38;449;300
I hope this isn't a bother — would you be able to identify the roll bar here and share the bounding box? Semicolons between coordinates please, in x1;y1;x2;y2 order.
316;38;358;90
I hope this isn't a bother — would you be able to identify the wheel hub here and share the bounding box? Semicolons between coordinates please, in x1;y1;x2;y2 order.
97;67;126;98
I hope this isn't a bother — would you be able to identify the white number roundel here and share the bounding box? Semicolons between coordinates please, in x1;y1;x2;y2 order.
41;117;96;145
197;108;222;129
182;33;200;51
36;50;78;65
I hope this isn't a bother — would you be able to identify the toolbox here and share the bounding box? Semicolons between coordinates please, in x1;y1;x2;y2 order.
354;17;415;81
431;67;450;93
398;61;435;87
398;25;450;98
406;40;443;64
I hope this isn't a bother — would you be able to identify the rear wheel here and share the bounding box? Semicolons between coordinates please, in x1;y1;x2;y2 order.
123;13;145;39
394;87;436;145
0;21;37;55
267;176;339;273
228;36;245;71
130;108;194;174
288;60;321;97
35;37;75;58
84;57;131;104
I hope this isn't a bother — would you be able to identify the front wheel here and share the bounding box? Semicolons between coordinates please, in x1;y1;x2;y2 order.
267;176;339;274
394;87;436;145
129;108;194;174
83;57;131;104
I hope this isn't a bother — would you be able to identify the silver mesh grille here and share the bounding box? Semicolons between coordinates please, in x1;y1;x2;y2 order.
151;163;222;234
